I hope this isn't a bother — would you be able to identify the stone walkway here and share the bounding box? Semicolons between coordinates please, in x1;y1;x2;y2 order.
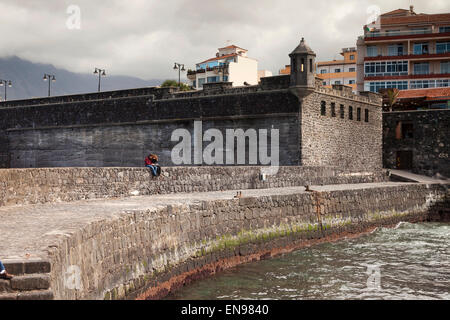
0;182;417;262
389;169;449;184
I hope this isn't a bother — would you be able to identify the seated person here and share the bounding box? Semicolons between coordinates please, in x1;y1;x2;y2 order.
145;154;161;176
0;260;13;280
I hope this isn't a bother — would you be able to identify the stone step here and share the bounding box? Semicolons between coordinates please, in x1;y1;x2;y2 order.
2;259;51;276
0;274;51;292
0;289;54;300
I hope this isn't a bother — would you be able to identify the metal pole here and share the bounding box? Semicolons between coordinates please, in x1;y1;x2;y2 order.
98;72;101;92
178;67;181;87
4;84;6;101
48;80;51;97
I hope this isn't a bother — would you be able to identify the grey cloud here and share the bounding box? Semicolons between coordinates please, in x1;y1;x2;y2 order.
1;0;449;80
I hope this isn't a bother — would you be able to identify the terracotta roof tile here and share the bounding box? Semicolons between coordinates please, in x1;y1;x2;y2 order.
380;13;450;26
198;53;238;64
397;87;450;100
381;9;410;17
218;45;247;51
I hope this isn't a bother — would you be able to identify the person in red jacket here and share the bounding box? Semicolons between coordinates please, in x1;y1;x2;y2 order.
145;154;160;176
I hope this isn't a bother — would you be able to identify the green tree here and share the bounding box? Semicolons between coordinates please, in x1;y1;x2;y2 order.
386;88;400;112
160;80;191;91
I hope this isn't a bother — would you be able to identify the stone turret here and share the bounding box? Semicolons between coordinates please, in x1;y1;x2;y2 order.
289;37;316;89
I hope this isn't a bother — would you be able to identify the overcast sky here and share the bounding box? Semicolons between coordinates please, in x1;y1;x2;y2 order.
1;0;449;81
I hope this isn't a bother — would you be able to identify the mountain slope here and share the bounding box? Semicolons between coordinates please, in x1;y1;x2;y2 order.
0;56;163;101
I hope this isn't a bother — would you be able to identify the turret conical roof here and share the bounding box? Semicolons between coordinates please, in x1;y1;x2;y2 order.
290;37;316;56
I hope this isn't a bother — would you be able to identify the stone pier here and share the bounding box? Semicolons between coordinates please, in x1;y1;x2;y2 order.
0;167;448;300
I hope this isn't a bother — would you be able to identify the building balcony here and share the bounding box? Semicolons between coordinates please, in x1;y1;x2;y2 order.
317;71;356;79
362;31;450;42
364;72;450;81
187;66;229;78
364;52;450;61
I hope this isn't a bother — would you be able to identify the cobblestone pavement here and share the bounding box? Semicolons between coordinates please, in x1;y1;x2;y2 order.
0;182;415;261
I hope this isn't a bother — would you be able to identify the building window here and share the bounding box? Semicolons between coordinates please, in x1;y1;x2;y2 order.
413;43;429;55
310;59;313;73
198;78;206;88
320;69;327;74
334;81;341;85
364;109;369;122
340;105;345;119
348;106;353;120
223;75;229;82
439;26;450;33
364;61;407;77
321;101;326;116
410;79;450;89
207;76;219;83
349;67;355;72
388;44;404;56
331;103;336;117
192;80;196;88
335;68;341;73
350;55;355;60
414;63;429;75
395;121;414;139
348;80;355;84
357;107;361;121
367;46;378;57
441;62;450;74
436;79;450;87
366;81;408;92
322;81;327;85
436;42;450;54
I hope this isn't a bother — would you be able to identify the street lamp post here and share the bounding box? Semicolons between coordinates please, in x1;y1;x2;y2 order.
94;68;106;92
0;79;12;101
43;73;56;97
173;62;186;87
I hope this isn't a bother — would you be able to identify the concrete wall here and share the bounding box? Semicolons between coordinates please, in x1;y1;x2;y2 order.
0;167;388;207
383;109;450;178
228;56;258;86
45;182;448;300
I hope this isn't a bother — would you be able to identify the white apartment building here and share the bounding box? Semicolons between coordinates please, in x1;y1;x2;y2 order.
187;45;258;89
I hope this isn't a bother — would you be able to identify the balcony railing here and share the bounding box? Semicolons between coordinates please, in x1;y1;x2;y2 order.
364;51;450;60
187;65;229;76
364;29;433;38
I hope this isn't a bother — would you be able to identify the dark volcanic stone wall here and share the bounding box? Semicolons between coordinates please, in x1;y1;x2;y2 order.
7;116;299;168
383;109;450;178
1;90;301;168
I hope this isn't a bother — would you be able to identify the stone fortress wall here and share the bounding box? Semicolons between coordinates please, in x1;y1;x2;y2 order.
0;76;382;171
0;166;388;207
